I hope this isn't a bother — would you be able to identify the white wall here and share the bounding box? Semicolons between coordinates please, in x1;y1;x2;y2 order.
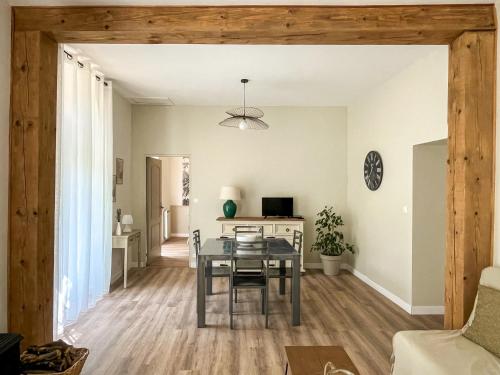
132;106;347;264
111;91;133;283
0;0;10;332
346;49;448;305
412;141;447;309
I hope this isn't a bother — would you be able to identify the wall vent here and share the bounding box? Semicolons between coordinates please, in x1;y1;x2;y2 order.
128;97;175;106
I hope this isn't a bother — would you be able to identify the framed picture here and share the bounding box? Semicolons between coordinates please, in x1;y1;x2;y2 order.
182;157;190;206
113;174;117;203
116;158;124;184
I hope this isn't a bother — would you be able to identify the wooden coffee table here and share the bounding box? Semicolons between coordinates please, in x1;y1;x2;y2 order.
285;346;359;375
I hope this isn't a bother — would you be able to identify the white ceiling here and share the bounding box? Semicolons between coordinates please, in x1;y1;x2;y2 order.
71;44;445;106
4;0;477;105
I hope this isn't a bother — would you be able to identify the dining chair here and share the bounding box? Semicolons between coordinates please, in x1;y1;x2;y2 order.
268;230;302;302
292;230;303;254
233;225;265;303
229;238;270;329
193;229;201;262
193;229;230;295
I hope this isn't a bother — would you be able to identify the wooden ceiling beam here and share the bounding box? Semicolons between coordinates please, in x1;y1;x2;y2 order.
13;5;496;45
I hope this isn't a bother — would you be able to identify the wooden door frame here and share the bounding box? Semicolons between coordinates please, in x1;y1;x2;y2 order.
9;4;497;345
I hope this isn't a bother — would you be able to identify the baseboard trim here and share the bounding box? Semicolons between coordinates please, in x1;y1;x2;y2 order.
304;262;323;269
411;305;445;315
340;264;412;314
170;233;189;238
306;262;443;315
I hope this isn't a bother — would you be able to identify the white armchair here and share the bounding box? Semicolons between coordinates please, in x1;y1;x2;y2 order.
391;267;500;375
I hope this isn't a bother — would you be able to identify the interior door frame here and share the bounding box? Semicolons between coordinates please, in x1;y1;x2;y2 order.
8;5;497;345
146;153;191;246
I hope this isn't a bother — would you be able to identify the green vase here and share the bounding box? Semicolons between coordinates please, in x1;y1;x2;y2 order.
223;200;237;218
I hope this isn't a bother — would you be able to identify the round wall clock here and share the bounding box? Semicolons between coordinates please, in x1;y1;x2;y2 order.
364;151;383;191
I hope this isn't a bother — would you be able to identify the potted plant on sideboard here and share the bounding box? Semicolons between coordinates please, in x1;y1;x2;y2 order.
311;206;354;276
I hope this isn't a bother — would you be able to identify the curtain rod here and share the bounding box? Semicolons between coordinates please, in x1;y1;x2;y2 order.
64;50;109;87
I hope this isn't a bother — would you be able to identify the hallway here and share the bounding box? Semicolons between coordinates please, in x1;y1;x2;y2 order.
150;237;190;268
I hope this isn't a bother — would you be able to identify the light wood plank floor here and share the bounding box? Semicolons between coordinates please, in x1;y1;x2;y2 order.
61;267;442;375
150;237;189;268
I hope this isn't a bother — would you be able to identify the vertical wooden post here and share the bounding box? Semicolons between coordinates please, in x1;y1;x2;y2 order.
9;31;57;346
446;31;496;329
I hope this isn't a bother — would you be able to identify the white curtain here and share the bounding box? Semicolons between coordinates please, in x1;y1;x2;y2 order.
54;46;113;336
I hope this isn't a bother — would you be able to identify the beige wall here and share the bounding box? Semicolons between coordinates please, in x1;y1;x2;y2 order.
111;91;133;282
131;106;347;264
346;49;448;305
0;0;10;331
160;156;190;236
166;157;184;206
171;205;189;236
160;156;171;211
412;141;447;308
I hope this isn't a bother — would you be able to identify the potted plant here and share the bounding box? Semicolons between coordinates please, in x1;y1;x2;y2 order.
311;206;354;276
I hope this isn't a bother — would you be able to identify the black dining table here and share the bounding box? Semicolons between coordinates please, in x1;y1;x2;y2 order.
196;238;301;327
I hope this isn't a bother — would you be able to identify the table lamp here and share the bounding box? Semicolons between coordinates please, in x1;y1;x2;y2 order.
219;186;241;218
122;214;133;233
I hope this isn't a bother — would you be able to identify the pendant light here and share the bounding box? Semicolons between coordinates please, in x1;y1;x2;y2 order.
219;79;270;130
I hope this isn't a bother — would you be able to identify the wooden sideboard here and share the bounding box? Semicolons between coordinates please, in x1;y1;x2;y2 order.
216;217;305;271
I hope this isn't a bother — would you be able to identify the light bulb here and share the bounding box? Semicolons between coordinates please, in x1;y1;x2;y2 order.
239;118;248;130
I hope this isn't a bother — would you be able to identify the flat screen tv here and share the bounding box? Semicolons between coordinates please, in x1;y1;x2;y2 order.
262;197;293;217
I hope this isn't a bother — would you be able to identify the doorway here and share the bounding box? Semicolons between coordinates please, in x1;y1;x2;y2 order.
146;155;190;268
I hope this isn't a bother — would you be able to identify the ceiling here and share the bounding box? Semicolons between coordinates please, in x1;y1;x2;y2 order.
71;44;445;107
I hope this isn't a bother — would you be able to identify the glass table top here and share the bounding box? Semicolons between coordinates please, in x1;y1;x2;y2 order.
198;238;300;259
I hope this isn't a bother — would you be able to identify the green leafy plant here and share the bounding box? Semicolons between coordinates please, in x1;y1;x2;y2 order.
311;206;354;256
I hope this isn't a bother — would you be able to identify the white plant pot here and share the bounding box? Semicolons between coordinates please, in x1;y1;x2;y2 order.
320;254;342;276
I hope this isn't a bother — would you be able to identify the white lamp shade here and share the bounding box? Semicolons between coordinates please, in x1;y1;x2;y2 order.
121;214;133;225
219;186;241;201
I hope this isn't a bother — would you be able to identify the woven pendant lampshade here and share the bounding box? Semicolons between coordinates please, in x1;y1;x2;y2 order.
219;79;270;130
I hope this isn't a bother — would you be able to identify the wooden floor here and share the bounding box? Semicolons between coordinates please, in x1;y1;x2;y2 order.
61;267;442;375
150;237;190;268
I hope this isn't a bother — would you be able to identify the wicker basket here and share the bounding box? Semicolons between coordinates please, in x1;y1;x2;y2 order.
25;348;89;375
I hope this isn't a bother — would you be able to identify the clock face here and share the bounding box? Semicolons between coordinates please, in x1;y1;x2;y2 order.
364;151;383;191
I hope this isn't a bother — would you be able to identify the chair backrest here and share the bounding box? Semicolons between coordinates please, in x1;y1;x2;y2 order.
193;229;201;256
293;230;303;254
234;225;264;240
230;239;270;270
